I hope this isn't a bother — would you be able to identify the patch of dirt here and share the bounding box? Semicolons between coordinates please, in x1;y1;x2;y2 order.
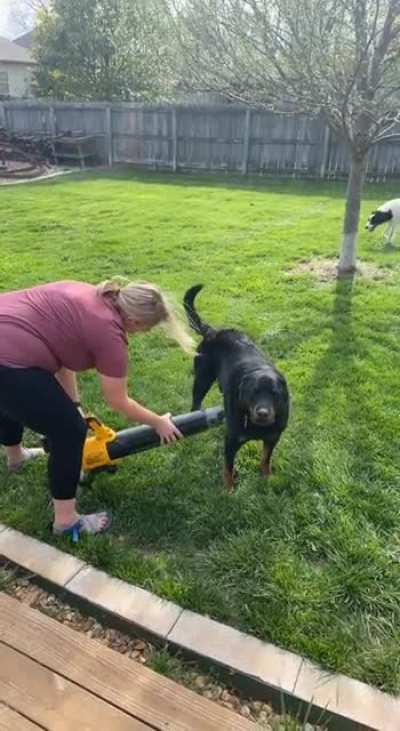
288;257;391;282
0;159;48;181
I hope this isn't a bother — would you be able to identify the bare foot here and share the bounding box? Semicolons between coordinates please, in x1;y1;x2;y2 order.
7;447;45;472
53;512;111;536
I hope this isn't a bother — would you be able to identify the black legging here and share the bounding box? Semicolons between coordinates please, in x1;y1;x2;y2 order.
0;366;87;500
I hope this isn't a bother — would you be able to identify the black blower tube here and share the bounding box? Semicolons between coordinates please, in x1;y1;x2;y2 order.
107;406;225;460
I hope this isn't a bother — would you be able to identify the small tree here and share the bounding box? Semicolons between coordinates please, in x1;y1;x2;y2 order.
172;0;400;274
34;0;176;102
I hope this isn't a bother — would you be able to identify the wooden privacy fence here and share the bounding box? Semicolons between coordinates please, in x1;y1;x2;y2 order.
2;99;400;180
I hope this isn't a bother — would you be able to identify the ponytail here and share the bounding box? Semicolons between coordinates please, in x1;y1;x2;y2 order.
97;276;195;355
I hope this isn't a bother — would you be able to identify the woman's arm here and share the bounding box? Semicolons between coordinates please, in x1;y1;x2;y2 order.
99;374;182;443
55;367;80;402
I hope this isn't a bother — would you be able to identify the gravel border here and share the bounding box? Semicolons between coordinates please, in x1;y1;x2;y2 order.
0;524;398;730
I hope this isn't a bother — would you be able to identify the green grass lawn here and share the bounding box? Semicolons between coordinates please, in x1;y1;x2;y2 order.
1;168;400;694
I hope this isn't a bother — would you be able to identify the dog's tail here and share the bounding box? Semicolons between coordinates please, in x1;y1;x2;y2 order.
183;284;213;337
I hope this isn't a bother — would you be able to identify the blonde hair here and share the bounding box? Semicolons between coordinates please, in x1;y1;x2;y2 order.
97;276;195;355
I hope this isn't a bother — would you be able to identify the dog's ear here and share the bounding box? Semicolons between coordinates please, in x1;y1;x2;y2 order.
272;373;287;397
238;374;253;404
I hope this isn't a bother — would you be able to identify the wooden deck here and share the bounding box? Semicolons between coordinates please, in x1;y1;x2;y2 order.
0;593;255;730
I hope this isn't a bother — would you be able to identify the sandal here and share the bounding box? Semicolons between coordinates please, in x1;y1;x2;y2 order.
53;511;112;543
8;447;45;473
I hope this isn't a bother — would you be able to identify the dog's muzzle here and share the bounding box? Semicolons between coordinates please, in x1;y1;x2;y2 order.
249;406;275;426
366;223;375;231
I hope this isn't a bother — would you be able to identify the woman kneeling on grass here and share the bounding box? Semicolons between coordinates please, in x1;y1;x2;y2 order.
0;277;194;540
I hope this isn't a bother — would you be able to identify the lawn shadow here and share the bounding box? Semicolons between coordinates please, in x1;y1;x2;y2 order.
379;241;400;253
44;164;399;202
286;272;378;488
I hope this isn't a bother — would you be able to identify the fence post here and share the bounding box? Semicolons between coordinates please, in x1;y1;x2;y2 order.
48;104;57;136
171;107;177;172
0;101;6;129
105;105;113;166
242;108;251;175
320;123;330;178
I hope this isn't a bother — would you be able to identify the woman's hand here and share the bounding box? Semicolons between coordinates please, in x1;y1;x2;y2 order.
154;413;183;444
99;375;182;442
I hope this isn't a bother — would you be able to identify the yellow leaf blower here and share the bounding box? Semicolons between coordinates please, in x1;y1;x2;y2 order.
46;407;224;479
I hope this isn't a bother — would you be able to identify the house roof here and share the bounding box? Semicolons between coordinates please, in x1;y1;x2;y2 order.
0;36;36;64
14;30;35;50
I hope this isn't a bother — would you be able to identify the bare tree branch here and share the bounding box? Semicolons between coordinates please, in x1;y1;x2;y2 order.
170;0;400;271
10;0;50;33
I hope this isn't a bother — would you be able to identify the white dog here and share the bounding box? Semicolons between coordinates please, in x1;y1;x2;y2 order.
366;199;400;243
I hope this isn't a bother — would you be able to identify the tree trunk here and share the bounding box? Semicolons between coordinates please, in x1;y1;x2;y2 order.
338;153;368;275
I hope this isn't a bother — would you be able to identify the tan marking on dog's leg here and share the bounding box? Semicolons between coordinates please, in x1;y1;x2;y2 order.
223;465;236;492
260;444;272;477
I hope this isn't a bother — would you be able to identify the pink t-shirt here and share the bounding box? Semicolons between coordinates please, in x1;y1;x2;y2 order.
0;281;128;377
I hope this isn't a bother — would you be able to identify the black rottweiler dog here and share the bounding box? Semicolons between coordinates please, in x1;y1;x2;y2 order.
184;285;289;489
